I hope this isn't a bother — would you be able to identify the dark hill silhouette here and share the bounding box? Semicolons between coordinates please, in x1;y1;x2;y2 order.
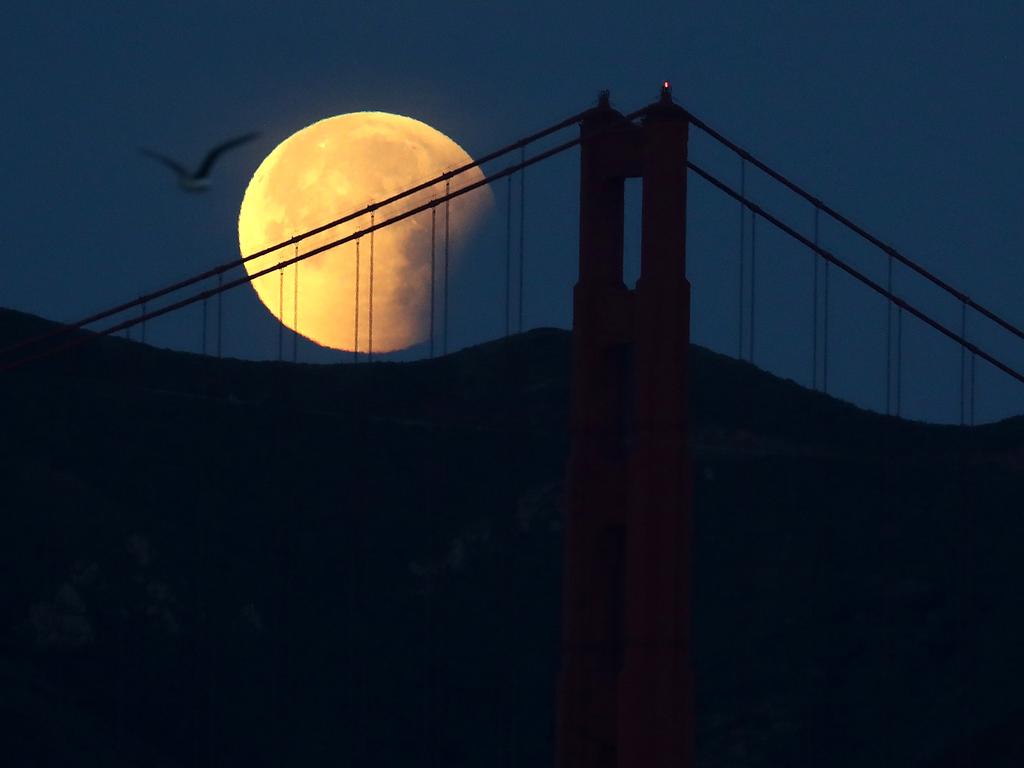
0;306;1021;767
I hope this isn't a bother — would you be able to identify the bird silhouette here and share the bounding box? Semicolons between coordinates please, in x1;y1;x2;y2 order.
140;132;259;192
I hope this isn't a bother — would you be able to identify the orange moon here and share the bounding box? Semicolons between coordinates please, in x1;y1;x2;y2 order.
237;112;492;353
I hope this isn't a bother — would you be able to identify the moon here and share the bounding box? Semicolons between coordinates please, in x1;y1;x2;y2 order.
237;112;492;353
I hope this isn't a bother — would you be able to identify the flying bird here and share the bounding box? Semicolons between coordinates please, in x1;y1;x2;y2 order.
140;132;259;192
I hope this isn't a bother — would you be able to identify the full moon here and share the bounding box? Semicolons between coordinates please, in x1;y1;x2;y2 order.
237;112;492;353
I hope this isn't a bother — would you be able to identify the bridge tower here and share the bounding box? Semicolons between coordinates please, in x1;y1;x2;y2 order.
556;84;693;768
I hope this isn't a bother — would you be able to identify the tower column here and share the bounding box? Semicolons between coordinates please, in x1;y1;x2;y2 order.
558;84;694;768
617;87;694;768
556;93;639;768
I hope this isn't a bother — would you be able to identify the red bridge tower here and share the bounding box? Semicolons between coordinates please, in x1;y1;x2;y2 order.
556;84;694;768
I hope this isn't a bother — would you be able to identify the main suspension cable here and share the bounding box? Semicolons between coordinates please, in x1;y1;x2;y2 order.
1;107;597;361
688;160;1024;387
683;107;1024;344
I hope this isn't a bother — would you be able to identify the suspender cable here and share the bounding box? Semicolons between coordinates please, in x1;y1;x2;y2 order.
374;208;378;362
738;159;746;360
354;240;361;363
750;213;757;363
505;175;512;337
278;256;284;362
293;242;299;363
202;295;208;355
430;206;436;359
1;108;598;363
823;225;831;395
812;207;819;389
960;301;968;425
518;145;526;333
140;299;147;345
887;254;894;415
216;272;223;358
444;180;450;356
896;307;904;418
970;350;977;425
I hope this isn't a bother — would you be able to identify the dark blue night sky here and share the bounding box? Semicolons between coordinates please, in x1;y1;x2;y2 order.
3;1;1022;423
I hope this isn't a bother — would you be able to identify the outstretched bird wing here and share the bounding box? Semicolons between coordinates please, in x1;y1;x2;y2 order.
139;148;189;177
194;132;259;178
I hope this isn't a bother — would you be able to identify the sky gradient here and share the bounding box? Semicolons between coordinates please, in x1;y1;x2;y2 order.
3;1;1022;423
